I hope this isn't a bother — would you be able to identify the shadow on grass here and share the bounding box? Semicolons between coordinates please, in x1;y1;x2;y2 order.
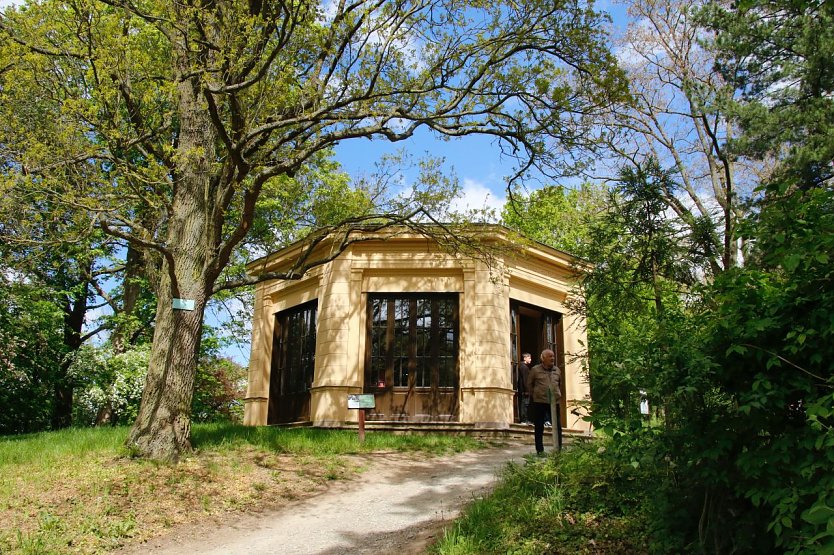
190;423;357;453
190;422;485;457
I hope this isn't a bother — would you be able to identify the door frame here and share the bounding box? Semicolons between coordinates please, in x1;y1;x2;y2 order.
267;301;317;424
510;300;566;424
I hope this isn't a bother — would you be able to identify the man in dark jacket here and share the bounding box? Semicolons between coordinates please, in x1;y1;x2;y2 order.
526;349;562;454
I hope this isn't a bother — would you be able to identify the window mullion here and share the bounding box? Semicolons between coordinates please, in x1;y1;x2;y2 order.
408;297;417;388
430;298;439;390
386;298;395;387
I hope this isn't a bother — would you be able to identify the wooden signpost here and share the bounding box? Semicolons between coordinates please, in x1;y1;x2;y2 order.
548;386;560;451
347;394;376;442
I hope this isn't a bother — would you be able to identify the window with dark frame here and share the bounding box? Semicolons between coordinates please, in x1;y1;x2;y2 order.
367;294;458;389
273;301;317;396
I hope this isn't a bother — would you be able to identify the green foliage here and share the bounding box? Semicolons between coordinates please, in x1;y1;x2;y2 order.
190;423;484;456
488;2;834;553
0;280;66;434
232;149;375;264
501;182;606;258
696;1;834;550
579;184;834;552
504;161;832;553
580;156;834;554
71;345;247;427
71;345;151;427
500;173;833;553
707;0;834;188
191;358;246;424
697;185;834;553
592;159;704;292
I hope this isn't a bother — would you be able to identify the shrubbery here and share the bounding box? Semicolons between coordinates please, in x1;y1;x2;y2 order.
71;345;151;426
435;441;654;554
70;345;246;427
582;185;834;553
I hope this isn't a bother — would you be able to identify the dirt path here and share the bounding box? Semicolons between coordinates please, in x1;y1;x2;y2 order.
119;441;533;555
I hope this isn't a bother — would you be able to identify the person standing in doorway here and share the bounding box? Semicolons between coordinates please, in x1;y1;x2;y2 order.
527;349;562;455
517;353;532;424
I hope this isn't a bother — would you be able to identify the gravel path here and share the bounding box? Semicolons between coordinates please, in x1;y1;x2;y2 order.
124;441;533;555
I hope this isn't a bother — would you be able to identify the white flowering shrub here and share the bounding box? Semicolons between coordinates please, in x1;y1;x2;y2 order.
72;345;150;426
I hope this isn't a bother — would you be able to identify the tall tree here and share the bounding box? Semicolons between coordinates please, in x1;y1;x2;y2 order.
604;158;697;313
0;0;626;459
0;278;66;434
709;0;833;190
0;179;114;428
501;182;606;258
593;0;759;275
699;1;834;551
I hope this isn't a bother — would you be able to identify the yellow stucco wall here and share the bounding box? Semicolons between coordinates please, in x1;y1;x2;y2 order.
244;230;591;432
243;273;321;426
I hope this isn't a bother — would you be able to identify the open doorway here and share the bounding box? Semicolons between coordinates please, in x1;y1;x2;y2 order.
510;300;566;425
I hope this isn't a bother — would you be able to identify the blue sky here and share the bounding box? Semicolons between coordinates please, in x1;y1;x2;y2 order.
333;130;514;216
330;0;628;219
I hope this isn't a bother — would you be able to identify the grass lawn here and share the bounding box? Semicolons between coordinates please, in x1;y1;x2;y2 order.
0;424;484;554
432;440;653;554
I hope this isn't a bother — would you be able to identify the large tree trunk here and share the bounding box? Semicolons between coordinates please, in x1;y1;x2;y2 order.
126;277;206;460
126;33;219;460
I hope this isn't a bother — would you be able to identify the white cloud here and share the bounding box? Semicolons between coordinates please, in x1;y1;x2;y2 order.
450;178;505;221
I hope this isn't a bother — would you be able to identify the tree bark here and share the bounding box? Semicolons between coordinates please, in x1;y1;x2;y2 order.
51;385;74;430
52;269;90;429
126;281;206;460
112;242;146;354
126;32;218;460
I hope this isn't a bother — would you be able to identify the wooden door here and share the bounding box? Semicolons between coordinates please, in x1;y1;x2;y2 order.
267;302;317;424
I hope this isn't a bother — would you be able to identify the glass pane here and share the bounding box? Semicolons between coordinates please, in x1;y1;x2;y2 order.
366;293;458;390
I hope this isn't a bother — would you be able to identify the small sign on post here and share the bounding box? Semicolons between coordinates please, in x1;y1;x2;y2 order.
548;386;560;451
347;394;375;442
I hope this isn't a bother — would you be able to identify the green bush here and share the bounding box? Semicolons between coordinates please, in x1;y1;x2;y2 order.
0;283;66;435
192;358;246;423
583;187;834;553
72;345;150;426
